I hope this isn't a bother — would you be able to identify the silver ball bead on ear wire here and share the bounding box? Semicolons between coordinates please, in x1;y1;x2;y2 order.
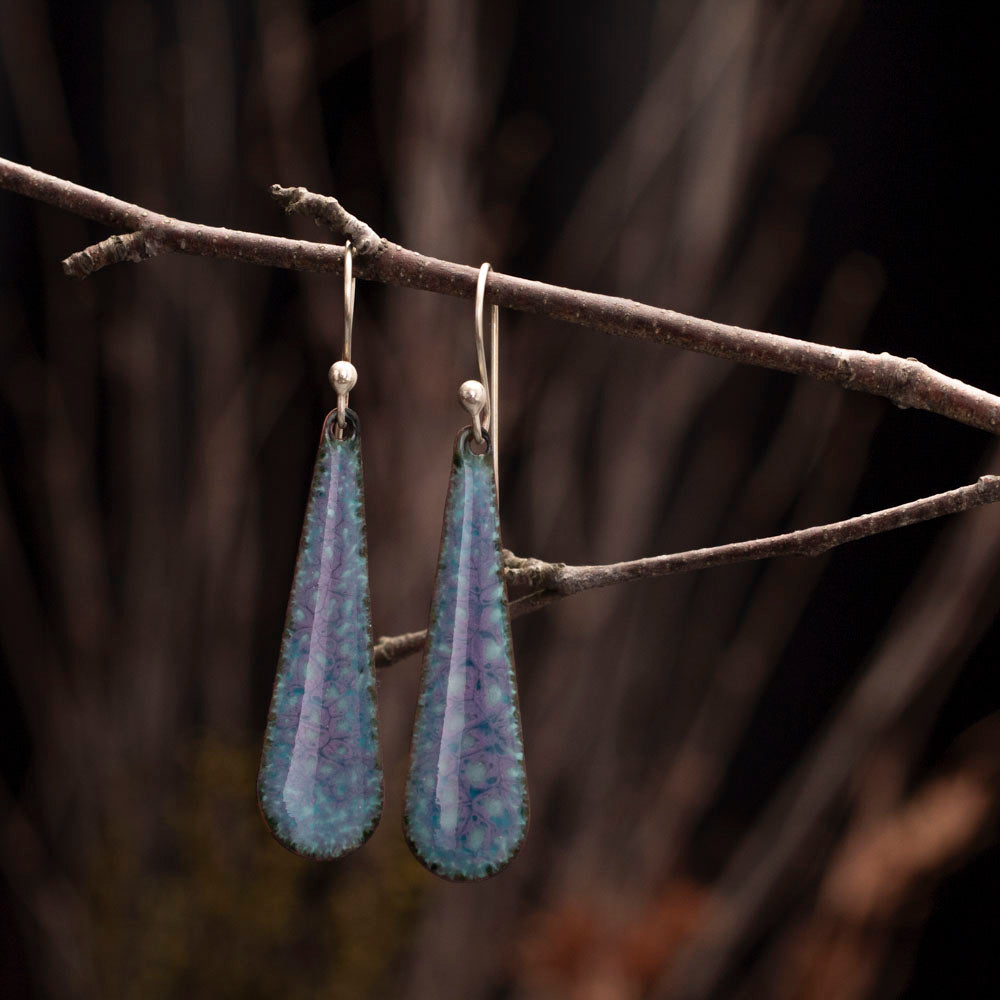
329;360;358;395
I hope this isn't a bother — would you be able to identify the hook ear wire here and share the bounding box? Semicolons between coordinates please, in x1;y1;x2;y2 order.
330;241;359;433
474;264;492;432
344;240;356;363
474;263;500;489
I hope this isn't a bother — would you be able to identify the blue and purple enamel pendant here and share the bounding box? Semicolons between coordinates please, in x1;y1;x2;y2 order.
258;408;383;859
404;428;528;880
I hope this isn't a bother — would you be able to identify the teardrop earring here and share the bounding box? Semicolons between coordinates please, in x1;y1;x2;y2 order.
403;263;529;880
258;242;383;858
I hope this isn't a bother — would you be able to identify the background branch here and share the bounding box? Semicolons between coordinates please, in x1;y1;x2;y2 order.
2;155;998;434
373;476;1000;667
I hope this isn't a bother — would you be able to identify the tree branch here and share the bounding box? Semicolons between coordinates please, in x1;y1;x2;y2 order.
2;156;998;433
373;476;1000;667
4;160;999;667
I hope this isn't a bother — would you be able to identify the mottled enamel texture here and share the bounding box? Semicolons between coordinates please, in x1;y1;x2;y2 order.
404;429;528;880
258;409;382;859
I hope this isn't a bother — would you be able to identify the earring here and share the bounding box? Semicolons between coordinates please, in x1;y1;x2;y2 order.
258;242;383;858
404;263;529;880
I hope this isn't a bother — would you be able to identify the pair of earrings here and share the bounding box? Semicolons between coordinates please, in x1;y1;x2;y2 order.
257;246;528;881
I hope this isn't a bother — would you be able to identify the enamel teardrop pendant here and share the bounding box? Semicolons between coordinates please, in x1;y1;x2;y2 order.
258;408;383;859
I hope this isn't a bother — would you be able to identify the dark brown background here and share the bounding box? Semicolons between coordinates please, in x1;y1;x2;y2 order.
1;1;997;998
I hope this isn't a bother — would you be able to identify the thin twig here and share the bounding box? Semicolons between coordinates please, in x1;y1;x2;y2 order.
373;475;1000;667
1;156;998;433
270;183;381;254
372;628;425;668
63;231;162;276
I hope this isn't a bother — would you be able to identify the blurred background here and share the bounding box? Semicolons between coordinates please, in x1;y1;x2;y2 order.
1;1;997;997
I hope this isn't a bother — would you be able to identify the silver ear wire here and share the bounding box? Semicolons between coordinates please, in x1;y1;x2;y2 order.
330;240;358;434
472;262;500;490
